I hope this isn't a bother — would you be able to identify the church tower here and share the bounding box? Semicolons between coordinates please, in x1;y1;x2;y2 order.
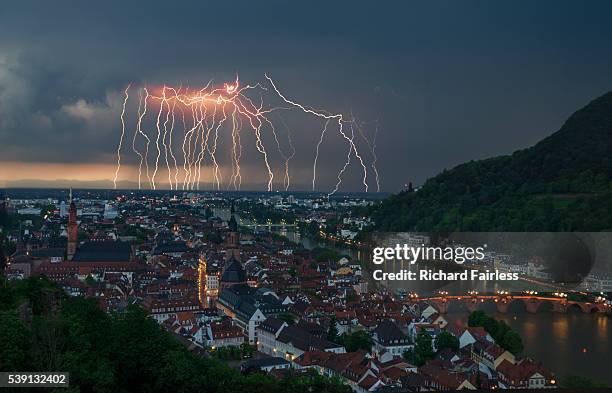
225;200;240;262
67;189;78;260
219;200;247;290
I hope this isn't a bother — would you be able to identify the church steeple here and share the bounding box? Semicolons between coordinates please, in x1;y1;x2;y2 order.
228;200;238;232
225;200;240;262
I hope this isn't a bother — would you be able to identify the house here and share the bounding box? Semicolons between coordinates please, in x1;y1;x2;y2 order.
216;283;287;344
152;241;191;258
357;375;384;392
419;361;477;391
496;358;557;389
425;312;448;329
408;322;441;344
420;304;439;319
292;350;334;374
191;325;207;346
143;295;201;323
334;310;359;335
470;341;515;370
207;320;245;349
294;350;379;393
269;322;345;361
241;357;291;373
373;319;412;358
256;317;288;355
450;326;494;349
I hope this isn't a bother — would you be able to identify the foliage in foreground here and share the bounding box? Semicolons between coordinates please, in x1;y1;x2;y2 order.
0;276;351;393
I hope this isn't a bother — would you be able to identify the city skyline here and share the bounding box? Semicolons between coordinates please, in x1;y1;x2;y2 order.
2;2;611;391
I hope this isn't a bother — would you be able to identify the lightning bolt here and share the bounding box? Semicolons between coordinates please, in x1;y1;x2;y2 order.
264;74;368;194
229;105;243;190
137;88;152;189
370;121;381;192
313;119;330;191
161;88;173;190
115;75;379;194
114;84;130;189
283;121;296;191
352;114;381;192
131;90;145;189
169;90;180;189
331;131;352;196
152;86;166;190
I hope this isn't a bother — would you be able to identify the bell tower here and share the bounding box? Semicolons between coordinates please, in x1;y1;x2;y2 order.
225;200;240;262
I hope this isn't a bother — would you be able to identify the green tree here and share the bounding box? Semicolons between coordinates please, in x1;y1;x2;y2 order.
327;316;339;343
413;331;434;366
0;277;352;392
316;249;340;263
240;342;253;358
468;310;487;327
0;312;30;370
434;331;459;353
482;317;499;338
468;311;524;355
369;91;612;233
342;330;373;352
500;330;524;355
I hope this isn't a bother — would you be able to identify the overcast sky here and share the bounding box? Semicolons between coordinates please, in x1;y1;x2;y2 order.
1;0;612;192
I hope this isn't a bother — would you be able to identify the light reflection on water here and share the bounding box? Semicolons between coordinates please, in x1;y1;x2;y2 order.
446;304;612;385
295;229;612;384
216;209;611;385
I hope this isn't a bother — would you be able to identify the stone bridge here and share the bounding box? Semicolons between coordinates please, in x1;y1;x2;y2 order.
407;294;610;314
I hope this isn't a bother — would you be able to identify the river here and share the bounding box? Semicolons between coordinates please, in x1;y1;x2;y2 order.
218;209;612;385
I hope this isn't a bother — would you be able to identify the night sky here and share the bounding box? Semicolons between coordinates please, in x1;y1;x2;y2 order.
1;0;612;192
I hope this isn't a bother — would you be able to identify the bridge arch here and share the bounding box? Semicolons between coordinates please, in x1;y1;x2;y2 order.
569;302;599;313
446;299;469;313
536;300;554;313
419;295;605;315
519;298;558;314
478;298;499;314
506;298;527;314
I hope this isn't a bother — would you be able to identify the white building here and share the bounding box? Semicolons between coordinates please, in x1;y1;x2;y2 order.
256;317;288;355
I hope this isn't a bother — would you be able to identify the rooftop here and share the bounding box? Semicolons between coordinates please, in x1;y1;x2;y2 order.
72;241;131;263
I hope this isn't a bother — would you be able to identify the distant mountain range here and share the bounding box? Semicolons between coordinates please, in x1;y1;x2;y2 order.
372;91;612;231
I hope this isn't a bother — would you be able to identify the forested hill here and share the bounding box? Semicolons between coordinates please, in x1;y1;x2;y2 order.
372;91;612;232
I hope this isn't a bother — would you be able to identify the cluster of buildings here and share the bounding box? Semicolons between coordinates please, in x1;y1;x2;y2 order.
245;304;558;391
2;192;560;391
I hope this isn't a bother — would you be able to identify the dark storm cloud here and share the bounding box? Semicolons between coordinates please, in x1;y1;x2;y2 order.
1;0;612;191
